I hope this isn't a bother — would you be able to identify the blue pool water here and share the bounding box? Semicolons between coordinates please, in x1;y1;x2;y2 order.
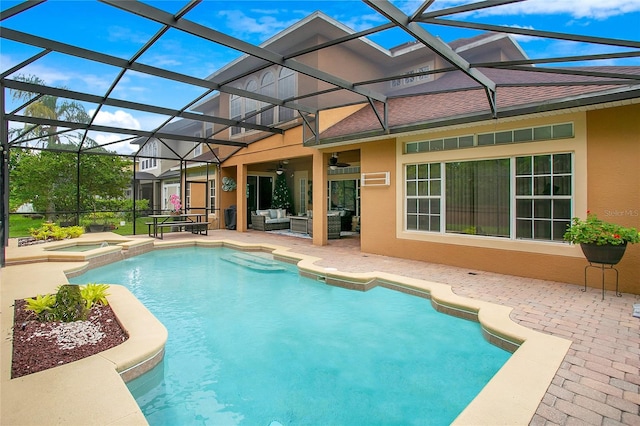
70;247;510;425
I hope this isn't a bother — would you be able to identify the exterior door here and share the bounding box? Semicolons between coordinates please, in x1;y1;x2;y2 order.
247;175;273;225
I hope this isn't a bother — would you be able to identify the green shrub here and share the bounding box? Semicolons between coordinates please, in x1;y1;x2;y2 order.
24;294;57;321
29;223;84;240
80;283;110;310
24;283;111;322
51;285;87;322
65;226;84;238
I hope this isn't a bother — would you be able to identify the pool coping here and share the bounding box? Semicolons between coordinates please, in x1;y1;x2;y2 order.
1;235;572;425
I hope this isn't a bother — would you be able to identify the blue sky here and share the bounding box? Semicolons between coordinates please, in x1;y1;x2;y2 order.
1;0;639;153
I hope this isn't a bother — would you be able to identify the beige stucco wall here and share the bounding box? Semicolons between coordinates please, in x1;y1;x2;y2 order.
356;104;639;294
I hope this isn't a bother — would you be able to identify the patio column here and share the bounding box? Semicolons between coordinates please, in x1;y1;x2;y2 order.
312;151;327;246
236;164;247;232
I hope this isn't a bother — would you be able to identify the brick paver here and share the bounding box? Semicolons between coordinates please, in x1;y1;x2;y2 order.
159;230;640;425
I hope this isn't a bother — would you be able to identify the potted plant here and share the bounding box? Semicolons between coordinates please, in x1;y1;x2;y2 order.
564;211;640;264
169;194;182;215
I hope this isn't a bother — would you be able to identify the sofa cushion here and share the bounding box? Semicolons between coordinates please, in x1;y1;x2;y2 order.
256;209;270;217
265;217;290;224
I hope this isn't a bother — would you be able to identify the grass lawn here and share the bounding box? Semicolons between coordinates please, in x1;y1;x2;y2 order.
8;215;150;238
8;215;45;238
110;217;150;236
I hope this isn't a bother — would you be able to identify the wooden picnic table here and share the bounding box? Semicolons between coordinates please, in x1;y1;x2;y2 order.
147;213;208;239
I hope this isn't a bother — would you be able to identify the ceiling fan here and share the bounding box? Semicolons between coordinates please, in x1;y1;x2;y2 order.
328;153;350;170
268;160;288;175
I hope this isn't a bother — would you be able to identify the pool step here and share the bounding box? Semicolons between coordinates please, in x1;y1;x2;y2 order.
221;252;286;272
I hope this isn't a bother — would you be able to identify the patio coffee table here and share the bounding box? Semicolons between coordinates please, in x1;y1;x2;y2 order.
289;216;310;234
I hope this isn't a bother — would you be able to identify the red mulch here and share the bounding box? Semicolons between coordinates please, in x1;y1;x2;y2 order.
11;299;129;378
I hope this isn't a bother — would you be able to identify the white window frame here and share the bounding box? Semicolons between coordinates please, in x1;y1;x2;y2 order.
209;179;216;215
404;153;573;243
139;140;158;171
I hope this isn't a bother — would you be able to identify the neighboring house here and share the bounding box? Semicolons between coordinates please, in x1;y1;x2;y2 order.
174;12;640;293
132;118;218;216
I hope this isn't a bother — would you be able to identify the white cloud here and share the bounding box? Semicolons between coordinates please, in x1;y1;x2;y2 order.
392;0;640;20
216;9;301;41
340;12;388;32
92;110;141;129
504;24;537;43
468;0;640;19
87;110;142;155
92;133;137;155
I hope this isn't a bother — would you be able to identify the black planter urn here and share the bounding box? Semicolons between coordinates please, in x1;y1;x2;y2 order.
580;243;627;265
89;224;105;233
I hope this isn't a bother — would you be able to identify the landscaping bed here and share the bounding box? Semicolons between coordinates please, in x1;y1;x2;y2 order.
11;298;129;378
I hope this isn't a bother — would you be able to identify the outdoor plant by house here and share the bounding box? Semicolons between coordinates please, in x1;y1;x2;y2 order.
563;212;640;246
29;222;84;241
564;212;640;265
24;294;57;321
80;283;110;310
169;194;182;213
23;283;111;322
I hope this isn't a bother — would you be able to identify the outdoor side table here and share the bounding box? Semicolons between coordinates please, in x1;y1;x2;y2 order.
289;216;310;234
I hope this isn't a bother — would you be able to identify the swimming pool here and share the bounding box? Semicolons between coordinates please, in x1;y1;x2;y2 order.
45;241;119;252
70;246;510;425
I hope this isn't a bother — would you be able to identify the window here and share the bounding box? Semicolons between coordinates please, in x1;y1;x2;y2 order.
405;123;574;154
405;153;573;242
194;131;202;157
230;68;297;135
278;67;296;122
209;179;216;214
445;159;510;237
406;163;441;232
139;140;157;171
230;92;241;135
260;72;275;126
245;80;258;125
299;178;306;214
391;65;432;88
515;153;572;241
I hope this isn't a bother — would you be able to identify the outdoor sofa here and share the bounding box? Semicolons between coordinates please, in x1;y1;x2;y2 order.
251;209;290;231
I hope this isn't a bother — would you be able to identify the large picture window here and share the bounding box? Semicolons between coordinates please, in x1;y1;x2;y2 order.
229;67;297;137
405;153;573;242
260;72;275;126
278;67;296;123
446;159;510;237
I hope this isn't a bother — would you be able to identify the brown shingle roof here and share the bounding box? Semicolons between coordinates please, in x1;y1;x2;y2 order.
320;67;640;140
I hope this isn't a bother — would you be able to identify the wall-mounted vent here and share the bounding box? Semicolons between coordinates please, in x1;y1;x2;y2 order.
361;171;390;187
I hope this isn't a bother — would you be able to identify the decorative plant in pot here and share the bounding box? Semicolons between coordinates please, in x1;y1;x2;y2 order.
169;194;182;216
564;212;640;265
